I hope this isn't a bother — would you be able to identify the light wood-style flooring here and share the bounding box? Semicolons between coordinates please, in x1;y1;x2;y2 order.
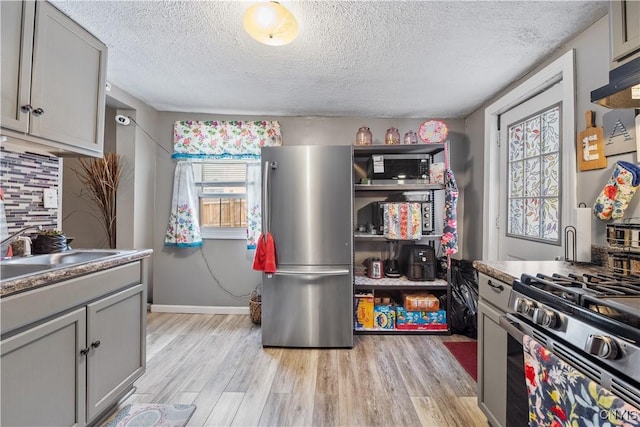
117;312;488;426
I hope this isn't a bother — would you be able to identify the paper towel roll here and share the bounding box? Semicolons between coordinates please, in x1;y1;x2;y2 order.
575;207;592;262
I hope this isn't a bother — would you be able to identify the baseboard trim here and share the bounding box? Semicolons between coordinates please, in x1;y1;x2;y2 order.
150;304;249;315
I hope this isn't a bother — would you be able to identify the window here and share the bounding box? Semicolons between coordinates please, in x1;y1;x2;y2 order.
506;103;561;243
194;161;250;239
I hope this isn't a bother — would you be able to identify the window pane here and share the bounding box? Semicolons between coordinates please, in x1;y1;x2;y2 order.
507;103;561;243
197;161;250;232
200;197;247;228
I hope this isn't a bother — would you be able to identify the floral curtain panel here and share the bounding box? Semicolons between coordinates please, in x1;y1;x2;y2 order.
168;120;281;249
172;120;282;159
246;163;261;249
164;161;202;247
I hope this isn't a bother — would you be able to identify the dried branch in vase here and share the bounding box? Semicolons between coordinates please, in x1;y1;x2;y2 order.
73;153;122;249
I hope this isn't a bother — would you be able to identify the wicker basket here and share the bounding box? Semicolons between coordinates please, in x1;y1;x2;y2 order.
249;288;261;325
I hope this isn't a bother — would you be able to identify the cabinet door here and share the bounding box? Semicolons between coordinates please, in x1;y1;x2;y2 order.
611;0;640;63
86;284;146;422
1;308;86;426
0;0;34;133
477;300;507;427
30;1;107;153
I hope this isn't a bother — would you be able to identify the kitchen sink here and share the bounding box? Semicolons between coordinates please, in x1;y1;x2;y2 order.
1;264;57;280
3;250;126;266
0;250;134;281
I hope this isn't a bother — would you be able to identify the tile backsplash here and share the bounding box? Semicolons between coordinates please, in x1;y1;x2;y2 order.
1;147;60;234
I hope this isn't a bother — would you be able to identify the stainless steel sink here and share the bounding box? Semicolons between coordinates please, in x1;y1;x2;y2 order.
1;264;56;280
4;250;125;265
1;250;134;281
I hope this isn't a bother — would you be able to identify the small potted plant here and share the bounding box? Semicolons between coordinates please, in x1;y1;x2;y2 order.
33;229;69;254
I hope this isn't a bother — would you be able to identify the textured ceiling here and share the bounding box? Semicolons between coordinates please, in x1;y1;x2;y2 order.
50;1;608;119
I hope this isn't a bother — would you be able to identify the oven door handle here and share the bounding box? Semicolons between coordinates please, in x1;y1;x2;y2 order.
499;315;526;344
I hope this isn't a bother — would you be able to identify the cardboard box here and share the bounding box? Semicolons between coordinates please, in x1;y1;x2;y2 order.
354;293;374;329
396;323;449;331
403;293;439;312
395;307;446;326
374;304;395;329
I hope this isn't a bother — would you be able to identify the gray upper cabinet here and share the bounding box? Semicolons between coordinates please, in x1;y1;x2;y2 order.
0;0;107;157
610;0;640;65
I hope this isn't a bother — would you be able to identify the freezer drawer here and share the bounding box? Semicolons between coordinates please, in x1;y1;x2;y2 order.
262;268;353;348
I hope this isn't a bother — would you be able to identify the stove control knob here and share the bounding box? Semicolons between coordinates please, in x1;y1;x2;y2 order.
515;298;535;315
585;335;619;360
533;308;558;328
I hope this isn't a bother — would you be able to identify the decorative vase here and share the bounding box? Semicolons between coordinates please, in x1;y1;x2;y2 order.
403;130;418;144
385;127;400;145
355;126;373;145
33;233;69;254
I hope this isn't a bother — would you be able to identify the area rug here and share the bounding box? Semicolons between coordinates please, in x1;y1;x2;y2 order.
102;403;196;427
443;341;477;382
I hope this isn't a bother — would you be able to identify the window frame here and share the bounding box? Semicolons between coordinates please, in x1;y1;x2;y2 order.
505;102;562;245
193;160;252;240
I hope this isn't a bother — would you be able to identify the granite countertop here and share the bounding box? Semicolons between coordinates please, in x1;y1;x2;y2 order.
1;249;153;298
472;260;607;284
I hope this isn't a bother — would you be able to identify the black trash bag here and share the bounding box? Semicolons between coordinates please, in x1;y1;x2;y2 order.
440;258;479;338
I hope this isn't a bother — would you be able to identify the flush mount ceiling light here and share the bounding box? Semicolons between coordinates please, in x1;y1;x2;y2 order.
243;1;299;46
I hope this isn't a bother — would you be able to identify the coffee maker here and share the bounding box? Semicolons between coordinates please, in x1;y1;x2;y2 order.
399;244;436;281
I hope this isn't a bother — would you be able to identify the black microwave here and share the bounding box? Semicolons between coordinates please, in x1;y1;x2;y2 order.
367;154;429;180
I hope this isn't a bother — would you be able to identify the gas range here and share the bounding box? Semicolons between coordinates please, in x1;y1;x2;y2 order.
508;272;640;406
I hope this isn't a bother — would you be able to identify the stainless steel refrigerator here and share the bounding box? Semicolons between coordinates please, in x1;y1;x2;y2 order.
260;145;353;348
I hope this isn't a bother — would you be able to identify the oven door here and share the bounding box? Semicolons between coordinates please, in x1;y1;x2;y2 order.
498;315;529;427
499;314;640;425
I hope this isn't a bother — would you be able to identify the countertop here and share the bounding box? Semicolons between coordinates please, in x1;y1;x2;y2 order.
472;259;607;284
1;249;153;298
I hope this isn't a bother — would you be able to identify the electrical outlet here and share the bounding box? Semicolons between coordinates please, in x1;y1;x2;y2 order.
43;188;58;208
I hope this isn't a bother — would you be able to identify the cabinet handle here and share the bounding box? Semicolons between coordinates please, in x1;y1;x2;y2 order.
487;280;504;292
80;347;91;356
32;107;45;117
91;340;101;349
20;104;33;113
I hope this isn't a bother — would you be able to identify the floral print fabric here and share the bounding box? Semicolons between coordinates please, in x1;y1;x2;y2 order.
383;203;422;240
594;161;640;221
441;169;458;255
164;161;202;247
523;335;640;427
172;120;282;159
246;162;261;249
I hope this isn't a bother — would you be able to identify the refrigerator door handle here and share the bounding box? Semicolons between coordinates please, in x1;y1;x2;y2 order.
274;268;350;277
262;160;269;239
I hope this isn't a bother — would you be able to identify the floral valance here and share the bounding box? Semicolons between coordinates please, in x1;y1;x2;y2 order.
172;120;282;159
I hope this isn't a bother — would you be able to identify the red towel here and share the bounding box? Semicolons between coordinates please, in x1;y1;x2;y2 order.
252;232;277;274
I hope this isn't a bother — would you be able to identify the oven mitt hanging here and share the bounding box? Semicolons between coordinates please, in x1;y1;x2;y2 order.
593;161;640;220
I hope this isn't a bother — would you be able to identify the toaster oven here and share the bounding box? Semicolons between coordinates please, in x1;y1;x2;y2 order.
358;201;432;235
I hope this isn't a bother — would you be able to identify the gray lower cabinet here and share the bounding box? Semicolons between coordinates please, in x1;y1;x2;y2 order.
0;263;146;426
477;273;511;427
87;285;145;421
0;0;107;156
1;308;87;426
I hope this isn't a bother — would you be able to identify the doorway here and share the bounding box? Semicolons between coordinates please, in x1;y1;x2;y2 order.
483;50;576;260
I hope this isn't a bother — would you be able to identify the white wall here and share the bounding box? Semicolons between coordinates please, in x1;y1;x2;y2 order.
463;15;620;260
152;113;465;307
61;106;117;249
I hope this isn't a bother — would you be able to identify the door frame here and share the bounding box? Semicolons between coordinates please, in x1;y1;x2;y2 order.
482;50;576;259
